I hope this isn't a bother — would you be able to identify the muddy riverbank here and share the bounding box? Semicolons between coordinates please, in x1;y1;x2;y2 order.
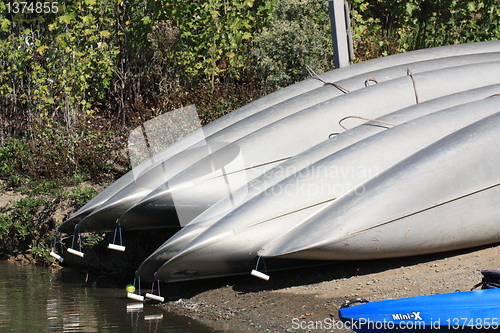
159;243;500;332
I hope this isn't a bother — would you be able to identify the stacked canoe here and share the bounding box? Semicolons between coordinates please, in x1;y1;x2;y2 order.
58;40;500;284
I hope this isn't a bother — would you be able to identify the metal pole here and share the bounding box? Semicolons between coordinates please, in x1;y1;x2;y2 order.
328;0;352;68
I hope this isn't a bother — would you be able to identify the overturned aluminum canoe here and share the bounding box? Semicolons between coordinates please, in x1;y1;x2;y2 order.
151;97;500;282
58;43;500;233
109;60;500;231
135;84;500;281
259;111;500;261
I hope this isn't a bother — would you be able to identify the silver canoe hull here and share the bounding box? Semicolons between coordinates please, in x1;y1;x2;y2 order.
152;98;500;282
118;60;500;231
59;43;500;233
259;112;500;261
135;84;500;281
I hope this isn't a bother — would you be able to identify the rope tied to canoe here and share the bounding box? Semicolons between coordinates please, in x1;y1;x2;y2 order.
407;67;419;104
134;272;142;295
486;94;500;99
49;235;65;262
251;256;270;280
255;255;267;273
108;220;126;251
52;236;58;251
71;224;82;252
305;65;350;94
338;116;396;131
111;220;124;247
126;272;145;302
471;270;500;290
365;76;378;87
151;273;161;296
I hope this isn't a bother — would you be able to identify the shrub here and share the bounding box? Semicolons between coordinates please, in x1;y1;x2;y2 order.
252;0;334;89
0;197;48;239
69;187;99;208
349;0;500;61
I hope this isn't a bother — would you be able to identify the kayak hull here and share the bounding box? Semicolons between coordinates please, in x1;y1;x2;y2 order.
339;288;500;333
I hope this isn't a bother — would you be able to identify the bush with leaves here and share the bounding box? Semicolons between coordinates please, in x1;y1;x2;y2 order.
349;0;500;61
156;0;277;88
0;0;119;136
0;197;54;262
252;0;334;89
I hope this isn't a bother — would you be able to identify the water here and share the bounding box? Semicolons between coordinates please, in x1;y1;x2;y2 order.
0;261;238;332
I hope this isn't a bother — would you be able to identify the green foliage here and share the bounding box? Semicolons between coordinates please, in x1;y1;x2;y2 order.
0;197;48;238
0;0;119;133
69;186;98;208
158;0;277;87
0;121;125;187
0;1;126;186
0;214;13;239
0;0;276;188
0;139;32;187
252;0;334;89
2;0;499;142
349;0;500;60
28;235;54;262
82;233;104;247
28;180;60;196
104;0;278;118
0;196;55;263
0;139;23;176
12;197;47;227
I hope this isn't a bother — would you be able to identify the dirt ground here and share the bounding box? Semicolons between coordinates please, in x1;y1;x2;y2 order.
159;243;500;332
0;186;26;211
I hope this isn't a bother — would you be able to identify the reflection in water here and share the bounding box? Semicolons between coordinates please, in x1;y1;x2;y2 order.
0;261;238;332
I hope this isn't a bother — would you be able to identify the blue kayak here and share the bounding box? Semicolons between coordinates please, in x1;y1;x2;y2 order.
339;288;500;332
